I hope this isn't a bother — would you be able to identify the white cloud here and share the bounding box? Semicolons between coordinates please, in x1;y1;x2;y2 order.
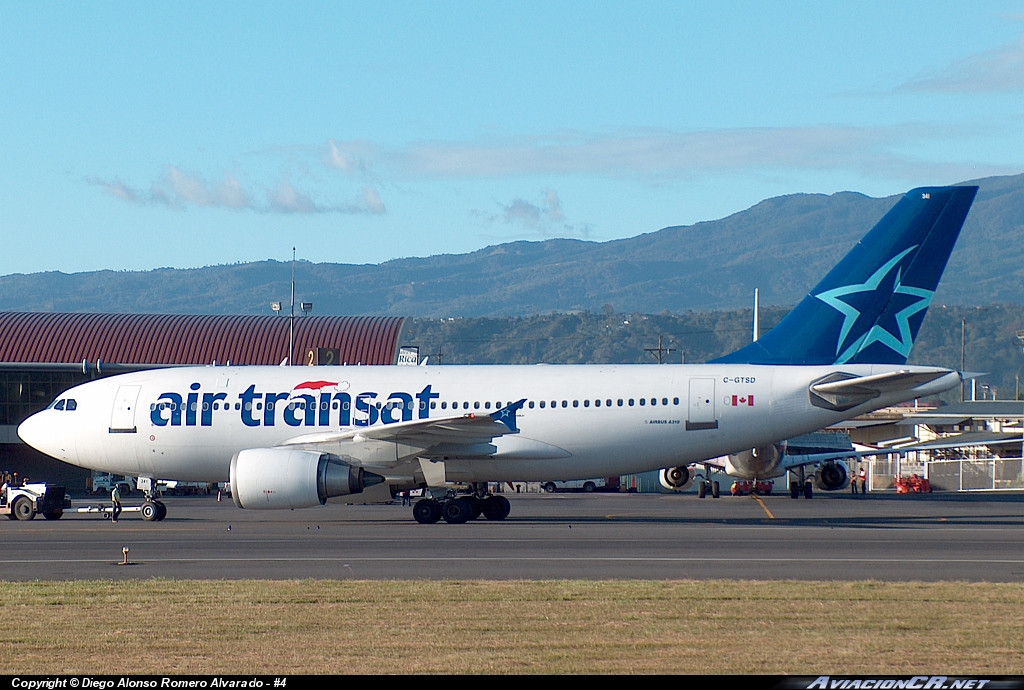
897;34;1024;93
269;182;318;214
483;189;589;238
90;167;385;215
323;124;1015;182
323;139;369;172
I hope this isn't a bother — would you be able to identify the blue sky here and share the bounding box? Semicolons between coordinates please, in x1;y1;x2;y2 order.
2;1;1023;275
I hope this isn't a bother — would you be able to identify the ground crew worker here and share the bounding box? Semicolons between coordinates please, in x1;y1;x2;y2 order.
851;467;859;494
858;465;868;494
111;484;122;523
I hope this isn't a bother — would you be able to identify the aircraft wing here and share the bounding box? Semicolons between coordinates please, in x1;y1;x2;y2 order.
279;399;526;448
779;448;901;471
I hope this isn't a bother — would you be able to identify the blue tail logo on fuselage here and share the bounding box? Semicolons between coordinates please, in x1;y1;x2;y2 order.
716;186;977;366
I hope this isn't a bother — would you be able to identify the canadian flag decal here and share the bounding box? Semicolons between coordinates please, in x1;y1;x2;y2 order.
731;395;754;407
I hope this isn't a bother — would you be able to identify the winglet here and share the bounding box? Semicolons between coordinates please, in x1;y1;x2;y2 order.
491;398;526;433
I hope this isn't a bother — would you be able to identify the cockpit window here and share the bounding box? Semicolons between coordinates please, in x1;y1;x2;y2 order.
65;399;78;411
49;399;65;410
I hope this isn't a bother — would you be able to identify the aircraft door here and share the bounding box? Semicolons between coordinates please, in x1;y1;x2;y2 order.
109;385;141;433
686;378;718;430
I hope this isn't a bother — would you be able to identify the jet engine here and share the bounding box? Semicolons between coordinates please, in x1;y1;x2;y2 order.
814;461;849;491
230;448;384;510
659;466;693;491
725;444;784;479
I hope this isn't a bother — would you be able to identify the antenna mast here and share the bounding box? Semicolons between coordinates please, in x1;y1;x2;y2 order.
289;247;296;366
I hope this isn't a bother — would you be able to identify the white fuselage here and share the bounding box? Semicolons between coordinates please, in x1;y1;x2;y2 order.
18;363;959;484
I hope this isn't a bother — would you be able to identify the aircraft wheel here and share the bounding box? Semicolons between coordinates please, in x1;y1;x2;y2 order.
790;483;800;499
13;496;35;521
155;501;167;521
804;482;814;499
43;511;63;520
413;498;441;524
697;481;706;499
442;498;471;524
141;501;159;521
712;481;720;499
481;495;511;520
463;495;483;520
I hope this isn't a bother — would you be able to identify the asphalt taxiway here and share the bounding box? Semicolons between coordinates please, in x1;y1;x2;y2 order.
3;491;1023;581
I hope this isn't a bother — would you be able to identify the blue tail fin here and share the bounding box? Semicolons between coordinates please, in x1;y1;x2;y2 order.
714;185;977;366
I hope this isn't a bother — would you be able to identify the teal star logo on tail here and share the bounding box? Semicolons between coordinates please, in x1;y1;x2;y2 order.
814;245;933;364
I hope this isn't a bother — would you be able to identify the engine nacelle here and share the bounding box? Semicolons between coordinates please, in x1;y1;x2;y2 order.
725;444;783;479
659;466;693;491
814;461;849;491
230;448;384;510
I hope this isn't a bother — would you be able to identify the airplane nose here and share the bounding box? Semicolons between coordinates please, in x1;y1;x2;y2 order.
18;411;67;460
17;412;46;451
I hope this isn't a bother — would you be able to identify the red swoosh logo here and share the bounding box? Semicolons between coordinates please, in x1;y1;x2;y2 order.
293;380;338;391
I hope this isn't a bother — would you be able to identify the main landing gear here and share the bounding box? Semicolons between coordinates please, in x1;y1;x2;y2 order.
695;465;720;499
788;467;813;499
413;484;511;524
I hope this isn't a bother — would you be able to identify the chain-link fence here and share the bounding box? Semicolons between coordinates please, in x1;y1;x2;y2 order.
868;456;1024;492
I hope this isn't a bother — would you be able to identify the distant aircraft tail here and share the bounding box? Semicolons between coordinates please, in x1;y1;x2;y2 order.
715;185;977;366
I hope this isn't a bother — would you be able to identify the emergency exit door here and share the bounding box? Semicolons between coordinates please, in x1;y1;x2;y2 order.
686;378;718;431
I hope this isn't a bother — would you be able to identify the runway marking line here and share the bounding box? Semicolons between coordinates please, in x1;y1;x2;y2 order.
752;494;775;519
5;556;1024;564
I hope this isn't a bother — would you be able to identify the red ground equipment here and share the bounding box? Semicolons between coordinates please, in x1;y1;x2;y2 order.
894;474;931;494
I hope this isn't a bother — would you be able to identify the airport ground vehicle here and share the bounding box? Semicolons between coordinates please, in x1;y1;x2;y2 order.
0;482;72;520
90;472;134;496
542;478;606;493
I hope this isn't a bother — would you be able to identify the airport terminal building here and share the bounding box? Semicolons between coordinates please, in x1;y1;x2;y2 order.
0;311;407;490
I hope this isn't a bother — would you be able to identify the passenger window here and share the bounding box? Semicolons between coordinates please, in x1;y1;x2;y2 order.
474;402;480;410
673;397;680;405
441;402;448;410
528;401;535;409
485;402;491;409
573;400;579;408
430;402;437;409
628;399;634;406
561;400;567;408
617;399;623;406
540;401;546;408
594;399;600;407
640;398;646;406
463;402;469;410
662;398;668;406
583;400;589;407
651;398;656;406
606;399;612;407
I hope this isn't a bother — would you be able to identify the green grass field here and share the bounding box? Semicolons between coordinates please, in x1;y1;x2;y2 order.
2;580;1023;674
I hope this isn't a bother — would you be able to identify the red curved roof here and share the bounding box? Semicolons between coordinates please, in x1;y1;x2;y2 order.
0;312;406;366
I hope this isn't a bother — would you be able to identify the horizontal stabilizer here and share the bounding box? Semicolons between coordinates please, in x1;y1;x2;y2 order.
809;369;953;411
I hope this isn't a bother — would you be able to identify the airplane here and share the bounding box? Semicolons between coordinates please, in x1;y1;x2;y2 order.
17;185;978;524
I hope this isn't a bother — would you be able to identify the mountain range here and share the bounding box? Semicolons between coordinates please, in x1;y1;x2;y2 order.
3;173;1022;317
